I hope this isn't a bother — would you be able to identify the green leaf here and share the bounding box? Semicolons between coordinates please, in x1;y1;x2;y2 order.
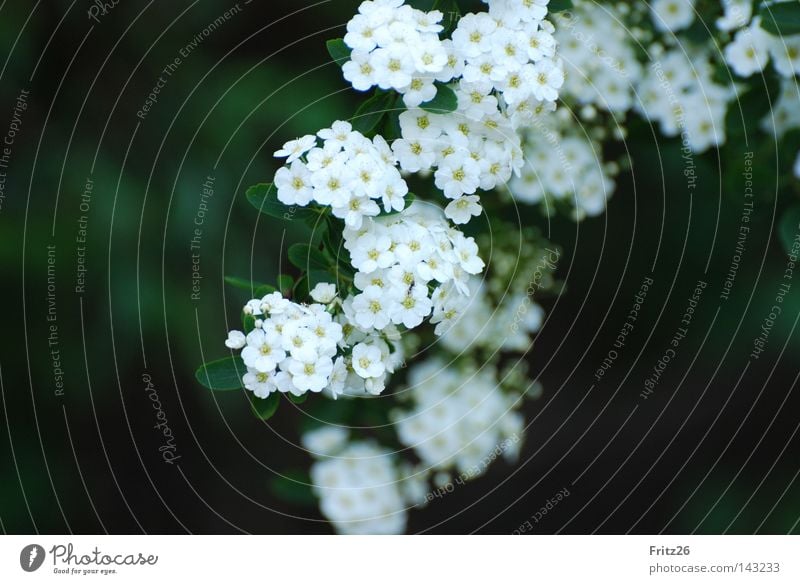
246;183;289;219
242;312;257;333
288;243;330;271
224;275;269;293
255;283;278;297
406;0;435;10
383;106;405;142
306;269;334;288
269;469;316;506
780;205;800;256
759;1;800;36
249;392;280;420
286;393;308;404
195;357;246;391
351;91;396;136
420;83;458;114
724;75;780;140
433;0;461;35
246;182;318;224
549;0;573;12
292;275;310;302
277;274;294;296
326;38;351;65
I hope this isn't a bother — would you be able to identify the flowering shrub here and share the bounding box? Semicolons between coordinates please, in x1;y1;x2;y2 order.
197;0;800;533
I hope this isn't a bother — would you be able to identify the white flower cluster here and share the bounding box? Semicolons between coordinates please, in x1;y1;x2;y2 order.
553;1;736;154
342;0;455;107
511;111;616;218
305;430;410;535
342;202;484;335
761;78;800;138
650;0;696;33
723;8;800;79
439;278;546;353
340;0;565;224
224;288;404;399
341;0;563;109
392;99;524;224
554;5;643;113
393;358;524;476
453;0;563;107
636;47;735;152
273;121;408;229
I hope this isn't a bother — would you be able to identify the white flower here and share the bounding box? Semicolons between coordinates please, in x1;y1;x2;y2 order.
311;163;355;206
768;35;800;78
274;161;314;206
243;368;278;398
412;38;448;73
716;0;752;31
274;134;317;163
451;232;485;274
302;426;349;456
351;285;394;329
281;325;319;362
444;195;482;224
451;13;497;59
327;356;349;399
434;157;481;199
350;232;395;273
391;285;433;328
391;138;437;172
343;50;378;92
344;13;380;53
402;76;438;107
310;282;338;303
331;195;381;229
288;356;334;393
530;59;564;102
317;120;354;143
650;0;696;32
224;330;246;349
725;25;771;77
370;46;416;90
352;342;386;378
241;328;286;373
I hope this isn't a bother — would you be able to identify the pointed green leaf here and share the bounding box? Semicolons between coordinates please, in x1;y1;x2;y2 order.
249;392;280;420
195;357;246;391
277;274;295;296
245;183;285;219
242;312;257;333
549;0;573;12
759;2;800;36
224;275;270;293
246;182;317;223
326;38;351;65
288;243;330;272
420;83;458;114
255;283;278;297
351;91;396;135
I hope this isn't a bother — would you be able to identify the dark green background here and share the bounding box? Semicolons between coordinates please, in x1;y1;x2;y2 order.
0;0;798;533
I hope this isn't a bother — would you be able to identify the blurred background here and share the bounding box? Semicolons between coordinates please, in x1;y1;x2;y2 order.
0;0;798;534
